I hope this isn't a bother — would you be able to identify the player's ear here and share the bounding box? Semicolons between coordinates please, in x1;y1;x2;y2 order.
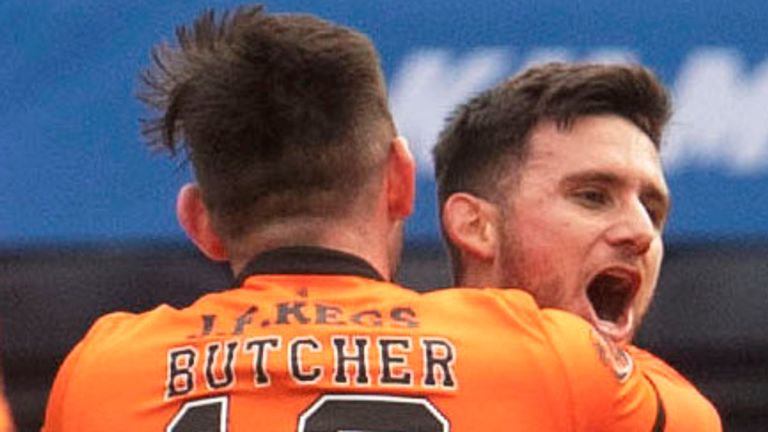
176;183;229;261
386;136;415;219
442;192;499;261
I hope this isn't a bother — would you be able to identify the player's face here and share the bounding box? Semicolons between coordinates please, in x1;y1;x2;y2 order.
496;115;669;342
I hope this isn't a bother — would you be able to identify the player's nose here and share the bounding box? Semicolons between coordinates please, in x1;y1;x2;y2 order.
604;199;656;256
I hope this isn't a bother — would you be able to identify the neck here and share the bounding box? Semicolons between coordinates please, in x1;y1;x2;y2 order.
455;256;501;289
227;216;396;281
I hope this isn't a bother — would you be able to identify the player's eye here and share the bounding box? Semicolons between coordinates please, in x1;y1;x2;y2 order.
642;201;667;230
573;188;610;208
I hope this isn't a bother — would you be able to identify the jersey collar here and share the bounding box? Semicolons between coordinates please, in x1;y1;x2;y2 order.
234;246;385;286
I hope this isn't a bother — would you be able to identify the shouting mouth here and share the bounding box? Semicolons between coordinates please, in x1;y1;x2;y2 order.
586;269;640;340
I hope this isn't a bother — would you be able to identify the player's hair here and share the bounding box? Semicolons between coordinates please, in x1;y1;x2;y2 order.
138;5;395;239
433;62;671;277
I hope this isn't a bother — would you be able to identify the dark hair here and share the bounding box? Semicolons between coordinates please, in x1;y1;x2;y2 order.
433;62;671;272
139;5;395;239
434;61;670;205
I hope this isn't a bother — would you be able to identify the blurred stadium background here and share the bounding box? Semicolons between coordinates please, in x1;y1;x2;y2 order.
2;1;767;430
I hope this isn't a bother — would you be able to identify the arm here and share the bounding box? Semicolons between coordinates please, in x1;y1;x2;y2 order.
627;345;722;431
542;309;662;431
543;308;721;431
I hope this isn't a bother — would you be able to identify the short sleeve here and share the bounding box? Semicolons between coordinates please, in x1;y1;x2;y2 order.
541;309;662;431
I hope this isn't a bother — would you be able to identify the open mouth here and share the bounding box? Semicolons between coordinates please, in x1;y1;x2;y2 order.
586;270;639;331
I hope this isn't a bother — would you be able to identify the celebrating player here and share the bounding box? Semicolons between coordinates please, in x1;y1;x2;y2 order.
433;61;722;430
46;5;675;430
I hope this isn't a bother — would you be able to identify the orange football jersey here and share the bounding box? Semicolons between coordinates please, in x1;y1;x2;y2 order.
44;247;680;431
628;345;721;430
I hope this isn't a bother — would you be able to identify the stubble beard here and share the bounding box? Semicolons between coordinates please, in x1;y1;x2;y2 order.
498;228;569;313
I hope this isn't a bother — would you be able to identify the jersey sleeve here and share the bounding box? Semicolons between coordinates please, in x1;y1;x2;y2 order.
540;309;664;431
627;346;722;431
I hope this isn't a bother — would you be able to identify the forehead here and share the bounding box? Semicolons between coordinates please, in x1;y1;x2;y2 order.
519;115;668;193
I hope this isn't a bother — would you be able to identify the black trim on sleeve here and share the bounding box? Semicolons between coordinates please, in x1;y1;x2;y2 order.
233;246;385;286
647;373;667;432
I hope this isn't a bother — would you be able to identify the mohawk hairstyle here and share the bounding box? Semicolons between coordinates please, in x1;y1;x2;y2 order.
137;5;395;239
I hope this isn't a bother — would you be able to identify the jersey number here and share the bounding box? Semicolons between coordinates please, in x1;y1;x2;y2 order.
167;394;449;431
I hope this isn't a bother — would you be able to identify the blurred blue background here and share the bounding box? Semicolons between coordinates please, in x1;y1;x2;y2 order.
2;1;768;431
3;0;768;245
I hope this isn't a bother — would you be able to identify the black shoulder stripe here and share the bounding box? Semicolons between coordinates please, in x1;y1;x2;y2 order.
647;373;667;432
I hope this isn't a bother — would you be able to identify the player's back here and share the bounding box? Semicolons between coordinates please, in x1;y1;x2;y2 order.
43;251;660;431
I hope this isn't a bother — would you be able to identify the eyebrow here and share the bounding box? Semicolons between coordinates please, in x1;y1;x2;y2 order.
561;170;671;213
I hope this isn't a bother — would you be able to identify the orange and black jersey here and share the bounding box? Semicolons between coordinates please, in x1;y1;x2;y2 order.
629;346;721;430
43;247;718;431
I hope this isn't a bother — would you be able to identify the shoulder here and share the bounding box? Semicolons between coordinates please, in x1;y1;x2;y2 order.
413;287;603;351
43;308;152;426
82;305;177;349
43;303;192;426
54;302;190;382
417;286;542;316
417;287;619;378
